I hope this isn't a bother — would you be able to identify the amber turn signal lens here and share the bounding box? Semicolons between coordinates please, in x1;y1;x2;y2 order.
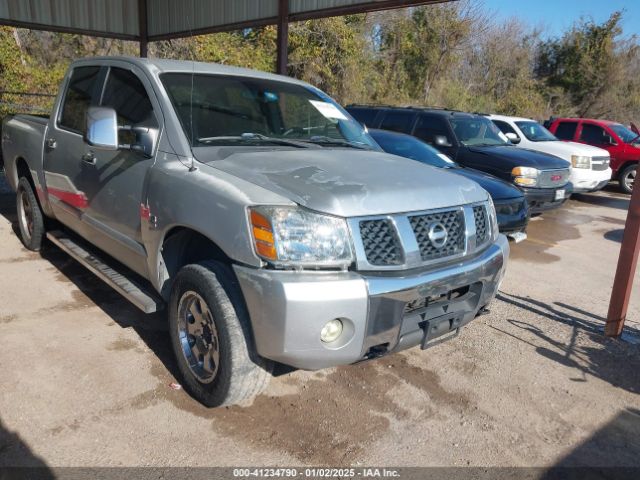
250;210;277;260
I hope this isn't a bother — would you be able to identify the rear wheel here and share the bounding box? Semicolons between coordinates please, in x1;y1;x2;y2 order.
619;164;637;194
16;177;45;251
168;260;272;407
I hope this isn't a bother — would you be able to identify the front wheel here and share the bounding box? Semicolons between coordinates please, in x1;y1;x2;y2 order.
16;177;45;251
168;261;272;407
619;164;637;194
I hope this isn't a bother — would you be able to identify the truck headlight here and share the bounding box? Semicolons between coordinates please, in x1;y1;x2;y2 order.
571;155;591;169
512;166;539;187
249;206;353;268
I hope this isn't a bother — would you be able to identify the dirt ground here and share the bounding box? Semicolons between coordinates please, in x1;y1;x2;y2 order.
0;172;639;468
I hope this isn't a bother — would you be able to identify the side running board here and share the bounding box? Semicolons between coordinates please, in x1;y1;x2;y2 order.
46;230;164;313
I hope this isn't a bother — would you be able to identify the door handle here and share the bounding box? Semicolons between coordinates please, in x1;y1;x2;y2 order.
46;138;57;150
81;152;96;165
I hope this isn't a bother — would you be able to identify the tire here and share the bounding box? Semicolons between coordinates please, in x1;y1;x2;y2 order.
168;260;272;407
619;164;637;194
16;176;45;251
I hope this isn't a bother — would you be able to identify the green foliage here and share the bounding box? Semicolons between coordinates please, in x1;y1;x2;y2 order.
536;11;636;118
1;4;639;124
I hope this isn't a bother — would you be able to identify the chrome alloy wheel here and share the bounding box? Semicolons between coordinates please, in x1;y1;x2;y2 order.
177;291;220;383
624;168;636;191
17;187;34;242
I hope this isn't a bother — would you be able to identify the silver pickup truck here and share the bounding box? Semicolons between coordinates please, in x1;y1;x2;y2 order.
2;57;509;407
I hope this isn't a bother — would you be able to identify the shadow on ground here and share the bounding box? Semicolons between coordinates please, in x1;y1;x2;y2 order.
0;418;54;476
540;409;640;479
0;172;181;385
573;192;630;211
495;293;640;395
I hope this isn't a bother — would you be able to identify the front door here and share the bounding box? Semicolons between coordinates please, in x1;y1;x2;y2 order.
44;63;161;276
78;64;161;274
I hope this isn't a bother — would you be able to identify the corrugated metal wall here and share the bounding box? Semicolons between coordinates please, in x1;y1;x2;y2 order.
0;0;436;39
0;0;138;36
146;0;279;37
290;0;388;14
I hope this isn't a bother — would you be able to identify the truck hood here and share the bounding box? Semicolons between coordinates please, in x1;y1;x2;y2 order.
520;141;610;161
198;148;488;217
450;167;524;201
468;145;570;170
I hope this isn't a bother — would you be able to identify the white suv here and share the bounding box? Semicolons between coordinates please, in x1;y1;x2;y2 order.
490;114;612;193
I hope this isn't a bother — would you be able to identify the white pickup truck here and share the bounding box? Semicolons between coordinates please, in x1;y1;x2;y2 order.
490;114;612;193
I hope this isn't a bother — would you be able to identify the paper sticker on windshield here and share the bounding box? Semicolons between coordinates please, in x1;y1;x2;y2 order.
438;153;455;164
309;100;348;121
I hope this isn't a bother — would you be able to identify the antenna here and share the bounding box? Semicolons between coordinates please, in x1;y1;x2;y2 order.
186;9;197;172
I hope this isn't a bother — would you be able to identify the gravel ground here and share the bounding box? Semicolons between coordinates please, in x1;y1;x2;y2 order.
0;172;638;469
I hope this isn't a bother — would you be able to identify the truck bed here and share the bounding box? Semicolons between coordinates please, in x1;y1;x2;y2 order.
1;114;49;191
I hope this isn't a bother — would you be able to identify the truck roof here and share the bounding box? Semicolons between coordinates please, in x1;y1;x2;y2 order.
550;117;620;126
488;114;538;123
70;56;309;87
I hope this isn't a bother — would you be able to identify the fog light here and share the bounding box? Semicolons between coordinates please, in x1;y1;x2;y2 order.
320;319;343;343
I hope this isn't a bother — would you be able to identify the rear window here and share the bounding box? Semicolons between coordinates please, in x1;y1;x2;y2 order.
380;111;416;134
554;122;578;140
59;66;101;133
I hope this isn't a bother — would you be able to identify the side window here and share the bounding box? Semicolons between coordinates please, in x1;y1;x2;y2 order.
59;66;101;133
380;111;416;133
101;68;156;126
555;122;578;140
413;115;452;146
492;120;517;135
580;124;608;144
101;67;157;144
348;108;378;127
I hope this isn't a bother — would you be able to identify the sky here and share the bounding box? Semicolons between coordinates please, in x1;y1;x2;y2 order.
481;0;639;38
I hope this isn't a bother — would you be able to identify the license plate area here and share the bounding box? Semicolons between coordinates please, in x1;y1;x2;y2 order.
420;313;463;349
555;189;565;200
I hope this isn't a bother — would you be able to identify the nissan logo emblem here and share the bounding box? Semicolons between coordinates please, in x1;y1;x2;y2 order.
427;222;448;249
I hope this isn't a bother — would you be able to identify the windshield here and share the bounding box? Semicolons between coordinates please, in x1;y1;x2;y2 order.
161;73;376;149
369;130;457;168
450;117;509;146
515;121;558;142
610;124;640;144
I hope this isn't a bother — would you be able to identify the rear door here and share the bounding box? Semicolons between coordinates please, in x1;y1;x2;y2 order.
552;121;579;142
412;114;458;159
43;65;104;233
379;110;418;134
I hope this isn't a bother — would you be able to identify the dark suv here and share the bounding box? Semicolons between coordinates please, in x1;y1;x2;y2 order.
348;106;572;214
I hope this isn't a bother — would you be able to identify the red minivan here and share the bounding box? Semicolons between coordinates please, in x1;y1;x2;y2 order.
548;118;639;193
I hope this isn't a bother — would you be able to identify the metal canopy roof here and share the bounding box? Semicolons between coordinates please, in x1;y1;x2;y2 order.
0;0;446;41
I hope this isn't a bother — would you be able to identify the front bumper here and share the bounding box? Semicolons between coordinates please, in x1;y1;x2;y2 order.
520;184;573;214
234;235;509;370
571;168;612;193
494;197;529;234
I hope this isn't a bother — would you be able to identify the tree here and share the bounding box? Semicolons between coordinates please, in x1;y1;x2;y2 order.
535;11;631;118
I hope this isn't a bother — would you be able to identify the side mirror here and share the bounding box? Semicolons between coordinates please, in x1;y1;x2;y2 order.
86;107;118;150
434;135;452;147
604;135;617;146
128;126;159;158
505;132;521;144
86;106;158;158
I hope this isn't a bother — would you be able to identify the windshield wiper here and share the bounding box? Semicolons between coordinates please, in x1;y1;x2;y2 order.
197;133;311;148
303;135;373;150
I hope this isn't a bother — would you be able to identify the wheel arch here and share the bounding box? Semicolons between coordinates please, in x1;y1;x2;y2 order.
157;225;235;301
